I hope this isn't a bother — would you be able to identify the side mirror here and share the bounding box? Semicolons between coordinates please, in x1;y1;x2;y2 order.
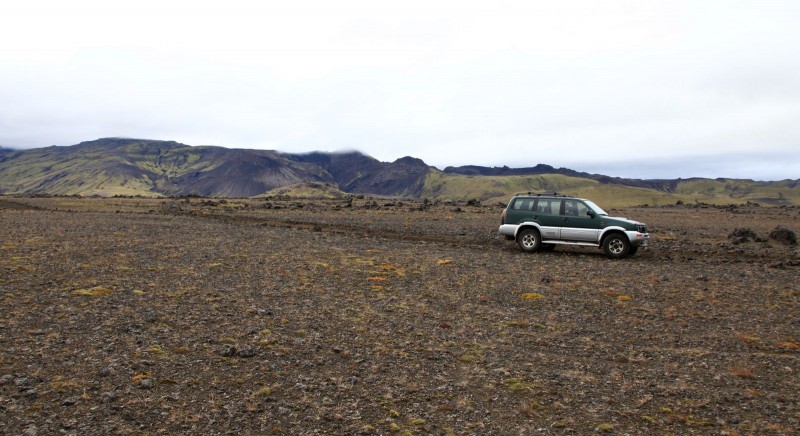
587;210;596;218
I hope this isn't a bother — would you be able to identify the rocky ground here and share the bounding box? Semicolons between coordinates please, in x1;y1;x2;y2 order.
1;196;798;435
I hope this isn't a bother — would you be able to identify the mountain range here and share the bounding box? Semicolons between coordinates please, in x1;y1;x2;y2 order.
1;138;798;206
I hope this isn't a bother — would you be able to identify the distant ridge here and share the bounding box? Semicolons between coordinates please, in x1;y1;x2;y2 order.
1;138;798;206
443;164;690;192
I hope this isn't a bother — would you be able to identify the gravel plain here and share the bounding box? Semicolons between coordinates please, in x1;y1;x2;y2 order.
1;196;798;434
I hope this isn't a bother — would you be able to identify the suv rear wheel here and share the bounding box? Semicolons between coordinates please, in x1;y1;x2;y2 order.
603;233;630;259
517;228;541;253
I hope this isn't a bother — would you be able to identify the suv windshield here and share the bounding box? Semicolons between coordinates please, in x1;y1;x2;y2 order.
583;200;608;216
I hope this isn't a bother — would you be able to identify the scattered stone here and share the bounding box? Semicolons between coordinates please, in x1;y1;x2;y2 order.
61;419;77;430
143;310;158;323
729;228;759;244
62;397;79;406
238;346;257;358
0;374;12;385
15;376;31;389
139;378;155;389
217;344;237;357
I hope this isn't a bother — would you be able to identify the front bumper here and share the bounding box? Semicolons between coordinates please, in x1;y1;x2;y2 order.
626;231;649;247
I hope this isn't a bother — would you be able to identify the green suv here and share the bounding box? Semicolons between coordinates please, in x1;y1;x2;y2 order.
498;193;649;259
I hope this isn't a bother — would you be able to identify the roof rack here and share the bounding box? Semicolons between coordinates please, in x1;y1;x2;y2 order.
514;191;569;198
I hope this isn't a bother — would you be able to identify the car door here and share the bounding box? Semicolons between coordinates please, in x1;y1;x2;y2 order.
534;198;562;240
560;199;600;242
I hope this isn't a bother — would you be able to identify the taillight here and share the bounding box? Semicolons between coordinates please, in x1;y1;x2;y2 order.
501;209;507;224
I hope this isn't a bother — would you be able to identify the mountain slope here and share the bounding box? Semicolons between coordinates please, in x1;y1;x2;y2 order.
0;138;334;196
0;138;431;198
0;138;797;206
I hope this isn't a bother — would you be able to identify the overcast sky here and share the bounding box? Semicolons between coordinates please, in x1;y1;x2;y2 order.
1;1;799;180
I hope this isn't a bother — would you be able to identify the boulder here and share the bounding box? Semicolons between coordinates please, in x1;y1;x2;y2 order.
161;202;183;213
769;226;797;246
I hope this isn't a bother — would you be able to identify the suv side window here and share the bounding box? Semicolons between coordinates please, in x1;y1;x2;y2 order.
536;199;561;215
563;199;589;217
577;201;590;217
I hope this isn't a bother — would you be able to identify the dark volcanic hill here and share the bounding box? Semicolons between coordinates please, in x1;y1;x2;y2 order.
0;138;432;197
292;152;429;197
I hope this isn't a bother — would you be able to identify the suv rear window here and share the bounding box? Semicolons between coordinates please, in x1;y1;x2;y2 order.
511;198;535;210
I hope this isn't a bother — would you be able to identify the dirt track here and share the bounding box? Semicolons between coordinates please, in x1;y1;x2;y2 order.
1;197;799;434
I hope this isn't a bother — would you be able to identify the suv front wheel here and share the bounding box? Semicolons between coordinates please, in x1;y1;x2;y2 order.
603;233;630;259
517;228;541;253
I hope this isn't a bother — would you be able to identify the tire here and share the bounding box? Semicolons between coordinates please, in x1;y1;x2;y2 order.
517;228;541;253
628;246;638;256
603;233;630;259
541;243;556;252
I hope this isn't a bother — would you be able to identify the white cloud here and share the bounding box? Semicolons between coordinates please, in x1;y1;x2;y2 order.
1;0;799;179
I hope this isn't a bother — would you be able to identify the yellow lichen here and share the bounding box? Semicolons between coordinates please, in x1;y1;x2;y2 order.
597;422;614;432
521;293;544;301
72;286;113;296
